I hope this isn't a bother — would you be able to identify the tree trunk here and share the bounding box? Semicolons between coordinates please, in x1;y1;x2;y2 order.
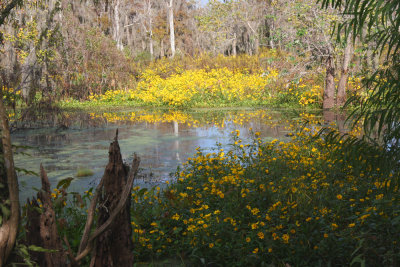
0;91;19;266
247;33;252;55
254;37;259;55
323;110;335;125
149;25;154;60
268;22;274;49
141;40;146;51
25;165;68;267
366;46;373;70
114;0;122;51
21;47;37;104
160;39;165;58
373;50;380;70
337;35;353;107
323;54;336;109
125;15;132;50
269;9;275;49
168;0;175;58
232;32;237;56
91;136;134;266
0;143;7;212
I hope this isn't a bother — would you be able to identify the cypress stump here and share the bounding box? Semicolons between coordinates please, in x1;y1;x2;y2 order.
90;134;134;266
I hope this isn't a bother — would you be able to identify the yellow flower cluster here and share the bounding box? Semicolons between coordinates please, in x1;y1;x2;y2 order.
347;76;363;94
2;86;20;101
85;51;281;108
127;121;399;265
299;84;322;106
89;89;129;102
129;67;277;107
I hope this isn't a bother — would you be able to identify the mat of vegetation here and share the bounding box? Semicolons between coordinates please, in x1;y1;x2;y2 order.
44;121;399;266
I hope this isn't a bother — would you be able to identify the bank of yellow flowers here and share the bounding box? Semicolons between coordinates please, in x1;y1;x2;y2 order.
83;53;374;109
89;66;279;107
131;67;278;107
130;125;400;265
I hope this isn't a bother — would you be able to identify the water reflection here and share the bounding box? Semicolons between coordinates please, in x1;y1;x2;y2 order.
12;109;347;201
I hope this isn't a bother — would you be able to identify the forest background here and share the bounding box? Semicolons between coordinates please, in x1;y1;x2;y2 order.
0;0;372;109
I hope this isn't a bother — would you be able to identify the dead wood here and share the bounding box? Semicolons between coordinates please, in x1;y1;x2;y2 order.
77;179;105;255
90;132;138;267
25;164;67;267
67;130;140;265
25;198;44;265
23;130;140;266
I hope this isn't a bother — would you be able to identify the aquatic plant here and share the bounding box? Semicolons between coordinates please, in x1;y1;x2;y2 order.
75;168;94;177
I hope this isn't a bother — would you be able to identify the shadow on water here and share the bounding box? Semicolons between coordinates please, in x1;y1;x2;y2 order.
11;108;348;201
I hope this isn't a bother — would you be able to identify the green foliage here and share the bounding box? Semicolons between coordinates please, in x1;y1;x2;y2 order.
316;0;400;191
134;51;152;63
349;65;400;160
0;198;11;225
8;243;40;267
321;0;400;58
321;0;400;143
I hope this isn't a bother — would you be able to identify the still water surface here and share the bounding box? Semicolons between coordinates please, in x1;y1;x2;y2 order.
12;109;341;200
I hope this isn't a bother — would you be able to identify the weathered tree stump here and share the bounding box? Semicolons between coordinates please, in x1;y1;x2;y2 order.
90;133;134;266
25;164;67;266
25;131;139;266
25;198;43;265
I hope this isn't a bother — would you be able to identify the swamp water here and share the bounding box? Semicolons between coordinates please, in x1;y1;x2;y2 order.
11;109;345;201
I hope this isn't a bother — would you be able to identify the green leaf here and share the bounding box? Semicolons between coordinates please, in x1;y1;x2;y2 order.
173;227;182;234
1;204;10;219
28;245;58;253
350;255;366;267
56;177;74;189
137;188;148;197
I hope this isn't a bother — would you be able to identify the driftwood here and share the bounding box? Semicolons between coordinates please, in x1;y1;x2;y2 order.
25;164;68;266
